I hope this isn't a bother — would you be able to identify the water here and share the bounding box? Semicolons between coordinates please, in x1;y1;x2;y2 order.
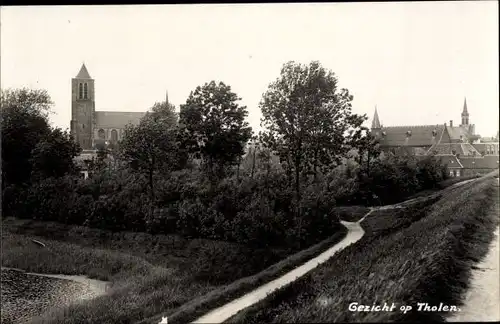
1;267;109;323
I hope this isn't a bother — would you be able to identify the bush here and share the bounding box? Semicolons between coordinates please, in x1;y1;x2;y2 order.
331;154;449;206
3;148;449;253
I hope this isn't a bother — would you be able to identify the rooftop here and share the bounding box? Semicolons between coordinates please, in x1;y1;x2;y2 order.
75;63;92;79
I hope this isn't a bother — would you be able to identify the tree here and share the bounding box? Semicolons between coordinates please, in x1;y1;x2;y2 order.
30;128;81;180
179;81;252;181
355;131;381;176
1;88;57;186
146;101;178;127
120;100;180;205
259;61;367;200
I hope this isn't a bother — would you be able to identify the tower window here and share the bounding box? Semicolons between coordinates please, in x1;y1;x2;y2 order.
83;83;88;99
79;83;83;99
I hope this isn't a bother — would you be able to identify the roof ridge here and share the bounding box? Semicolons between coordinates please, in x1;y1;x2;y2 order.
382;124;443;129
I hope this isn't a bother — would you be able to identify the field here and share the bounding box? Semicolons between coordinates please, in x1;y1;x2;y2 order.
227;174;499;323
1;213;348;324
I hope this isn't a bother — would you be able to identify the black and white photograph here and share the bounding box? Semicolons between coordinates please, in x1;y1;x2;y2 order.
1;2;499;323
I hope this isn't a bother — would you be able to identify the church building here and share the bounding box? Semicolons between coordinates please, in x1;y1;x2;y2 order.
70;64;147;151
370;99;499;177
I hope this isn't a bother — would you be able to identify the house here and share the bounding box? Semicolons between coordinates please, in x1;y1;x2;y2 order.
370;98;499;177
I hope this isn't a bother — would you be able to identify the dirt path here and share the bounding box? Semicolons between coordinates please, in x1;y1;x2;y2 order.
191;215;370;324
447;179;500;322
189;178;481;324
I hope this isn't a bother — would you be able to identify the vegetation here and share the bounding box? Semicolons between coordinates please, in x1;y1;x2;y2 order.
1;217;303;324
259;61;366;198
179;81;253;181
1;61;457;323
226;174;498;323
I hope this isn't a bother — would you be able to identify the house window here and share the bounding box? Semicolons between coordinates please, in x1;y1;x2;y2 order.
456;170;460;177
83;83;88;99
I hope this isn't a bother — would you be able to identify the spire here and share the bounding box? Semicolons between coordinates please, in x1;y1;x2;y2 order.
76;63;91;79
371;106;381;129
462;97;468;115
165;90;169;106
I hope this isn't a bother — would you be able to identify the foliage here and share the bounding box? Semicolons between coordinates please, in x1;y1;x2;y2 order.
30;128;81;180
2;76;453;270
1;88;80;191
179;81;252;180
259;61;366;199
1;88;53;186
120;100;181;203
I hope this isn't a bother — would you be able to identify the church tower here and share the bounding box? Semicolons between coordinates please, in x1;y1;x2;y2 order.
71;64;95;150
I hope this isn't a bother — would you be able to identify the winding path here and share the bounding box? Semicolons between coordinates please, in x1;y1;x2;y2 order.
191;214;371;324
189;177;482;324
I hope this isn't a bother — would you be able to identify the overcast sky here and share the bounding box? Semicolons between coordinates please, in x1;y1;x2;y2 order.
1;2;498;137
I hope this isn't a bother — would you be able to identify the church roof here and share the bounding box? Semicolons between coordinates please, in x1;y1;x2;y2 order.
375;124;446;147
446;125;471;141
430;142;480;156
76;64;92;79
94;111;146;129
375;123;477;148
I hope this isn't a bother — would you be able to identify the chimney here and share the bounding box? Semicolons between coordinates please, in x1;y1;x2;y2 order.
450;120;453;127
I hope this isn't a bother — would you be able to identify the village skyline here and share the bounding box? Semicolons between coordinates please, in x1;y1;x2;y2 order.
1;2;498;137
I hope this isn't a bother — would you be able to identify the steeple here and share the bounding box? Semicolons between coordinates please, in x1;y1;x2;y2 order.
165;90;169;106
76;63;92;79
462;97;468;114
461;97;469;126
371;106;381;129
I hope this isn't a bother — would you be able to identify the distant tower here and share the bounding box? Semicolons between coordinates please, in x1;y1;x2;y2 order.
165;90;169;106
71;63;95;150
461;97;469;126
371;106;381;130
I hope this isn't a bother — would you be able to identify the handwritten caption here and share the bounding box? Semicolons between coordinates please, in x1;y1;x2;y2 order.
349;302;461;314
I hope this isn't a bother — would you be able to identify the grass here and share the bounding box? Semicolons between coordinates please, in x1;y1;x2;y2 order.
405;174;481;201
0;219;287;323
1;206;356;324
226;174;499;323
138;224;349;324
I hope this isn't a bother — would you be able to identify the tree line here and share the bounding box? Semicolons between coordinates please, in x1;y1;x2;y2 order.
1;61;449;251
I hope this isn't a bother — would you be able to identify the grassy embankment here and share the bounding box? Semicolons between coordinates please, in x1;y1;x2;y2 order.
1;208;354;324
0;176;476;323
227;172;499;323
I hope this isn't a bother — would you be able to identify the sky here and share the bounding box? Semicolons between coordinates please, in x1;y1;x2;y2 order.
1;2;499;137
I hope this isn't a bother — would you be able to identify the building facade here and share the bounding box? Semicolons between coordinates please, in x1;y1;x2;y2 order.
370;99;499;177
